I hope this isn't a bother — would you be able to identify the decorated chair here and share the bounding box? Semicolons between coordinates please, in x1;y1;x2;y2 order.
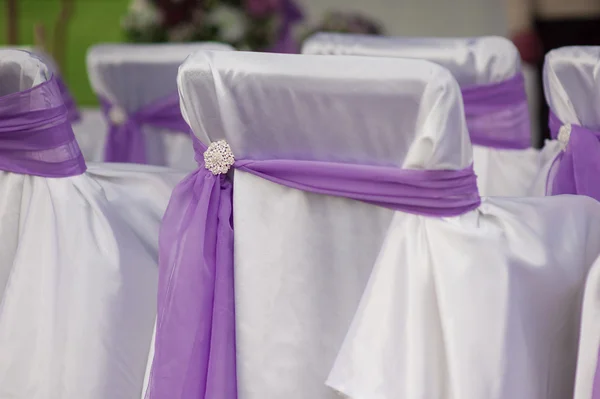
0;49;184;399
542;46;600;399
86;42;233;168
302;33;540;197
145;50;600;399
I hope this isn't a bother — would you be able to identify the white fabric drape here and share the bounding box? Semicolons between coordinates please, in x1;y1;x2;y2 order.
178;50;600;399
302;34;542;197
544;46;600;399
85;43;233;169
0;50;186;399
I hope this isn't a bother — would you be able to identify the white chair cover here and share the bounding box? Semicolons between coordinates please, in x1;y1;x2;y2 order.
73;107;109;162
302;33;541;197
0;50;185;399
86;42;234;169
544;46;600;399
177;50;600;399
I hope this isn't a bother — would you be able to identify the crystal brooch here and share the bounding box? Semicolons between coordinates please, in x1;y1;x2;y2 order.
204;140;235;175
558;124;572;151
108;106;128;126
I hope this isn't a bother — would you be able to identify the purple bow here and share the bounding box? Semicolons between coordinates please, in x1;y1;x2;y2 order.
100;93;190;164
547;111;600;201
0;75;86;177
462;73;531;149
145;135;480;399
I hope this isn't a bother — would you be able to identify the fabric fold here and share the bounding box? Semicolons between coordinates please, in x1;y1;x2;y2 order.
147;136;481;399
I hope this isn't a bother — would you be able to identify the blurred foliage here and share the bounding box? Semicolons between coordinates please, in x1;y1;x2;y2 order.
0;0;130;105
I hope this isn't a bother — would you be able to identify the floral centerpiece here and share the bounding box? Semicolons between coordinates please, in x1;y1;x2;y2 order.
122;0;302;52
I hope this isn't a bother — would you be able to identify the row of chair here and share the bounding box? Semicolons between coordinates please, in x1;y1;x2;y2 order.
1;34;600;399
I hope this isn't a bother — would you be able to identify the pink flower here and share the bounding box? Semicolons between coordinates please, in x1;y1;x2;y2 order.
244;0;280;17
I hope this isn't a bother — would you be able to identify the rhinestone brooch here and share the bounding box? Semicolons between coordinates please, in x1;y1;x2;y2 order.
108;106;128;126
558;124;572;151
204;140;235;175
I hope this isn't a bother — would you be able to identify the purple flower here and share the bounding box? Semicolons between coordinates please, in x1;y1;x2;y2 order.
244;0;280;18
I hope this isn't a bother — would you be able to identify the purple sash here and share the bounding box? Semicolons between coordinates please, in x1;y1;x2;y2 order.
547;111;600;201
0;75;86;177
99;93;190;164
56;76;81;123
145;136;481;399
462;74;531;149
269;0;304;54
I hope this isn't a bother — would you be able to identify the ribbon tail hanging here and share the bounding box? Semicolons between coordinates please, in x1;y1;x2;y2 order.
148;168;237;399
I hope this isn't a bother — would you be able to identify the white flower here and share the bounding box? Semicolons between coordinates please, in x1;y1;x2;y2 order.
205;4;247;42
122;0;162;30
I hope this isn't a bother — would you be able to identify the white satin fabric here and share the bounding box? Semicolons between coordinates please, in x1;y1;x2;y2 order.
0;49;48;93
302;33;541;197
74;107;109;162
0;50;186;399
86;43;233;169
178;50;600;399
544;46;600;399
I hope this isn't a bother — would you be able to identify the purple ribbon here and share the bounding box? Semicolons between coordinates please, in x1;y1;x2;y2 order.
0;75;86;177
461;73;531;149
99;93;190;164
145;136;481;399
547;111;600;201
269;0;304;54
56;76;81;123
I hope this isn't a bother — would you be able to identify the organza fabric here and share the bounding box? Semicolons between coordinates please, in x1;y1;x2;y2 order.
99;93;191;164
0;74;85;176
148;50;600;399
302;33;541;196
269;0;304;53
546;111;600;200
0;47;105;161
0;49;186;399
86;43;234;168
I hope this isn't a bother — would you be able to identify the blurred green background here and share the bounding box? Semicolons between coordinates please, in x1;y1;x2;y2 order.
1;0;130;105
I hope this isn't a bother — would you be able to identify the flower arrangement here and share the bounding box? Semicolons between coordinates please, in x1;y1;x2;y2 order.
301;11;385;42
122;0;302;52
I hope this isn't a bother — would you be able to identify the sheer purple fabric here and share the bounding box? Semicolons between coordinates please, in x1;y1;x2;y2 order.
461;73;531;149
595;361;600;399
99;93;190;164
56;76;81;123
547;111;600;201
0;75;86;177
146;135;481;399
270;0;304;54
